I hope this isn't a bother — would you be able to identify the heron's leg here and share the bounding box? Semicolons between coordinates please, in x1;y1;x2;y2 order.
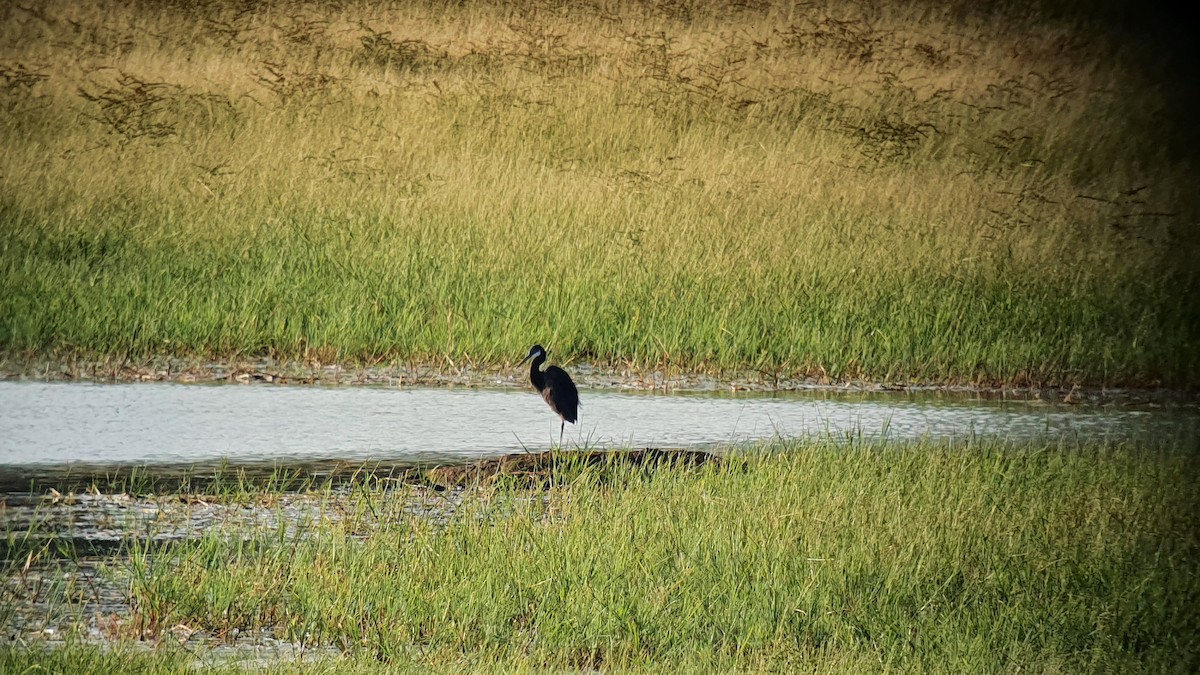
559;420;565;448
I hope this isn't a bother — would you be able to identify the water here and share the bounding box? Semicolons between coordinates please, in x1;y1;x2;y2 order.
1;381;1195;473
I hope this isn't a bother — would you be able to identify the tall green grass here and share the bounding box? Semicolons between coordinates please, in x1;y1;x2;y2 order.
1;0;1197;385
87;439;1198;672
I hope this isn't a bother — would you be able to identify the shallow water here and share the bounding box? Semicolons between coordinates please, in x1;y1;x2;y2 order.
0;381;1195;473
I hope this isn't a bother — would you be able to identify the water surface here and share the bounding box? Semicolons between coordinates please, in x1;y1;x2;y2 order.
1;381;1194;473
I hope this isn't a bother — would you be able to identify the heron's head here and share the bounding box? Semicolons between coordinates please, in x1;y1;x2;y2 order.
520;344;546;364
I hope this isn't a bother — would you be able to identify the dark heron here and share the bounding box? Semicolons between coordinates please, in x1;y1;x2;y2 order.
519;344;579;446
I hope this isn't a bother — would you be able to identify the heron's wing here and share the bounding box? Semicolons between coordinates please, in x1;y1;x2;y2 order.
543;366;579;422
545;366;577;392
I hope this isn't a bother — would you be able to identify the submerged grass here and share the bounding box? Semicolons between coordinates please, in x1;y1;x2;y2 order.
0;0;1198;385
6;438;1194;672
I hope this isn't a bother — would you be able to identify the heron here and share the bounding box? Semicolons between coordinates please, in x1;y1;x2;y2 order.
519;344;579;447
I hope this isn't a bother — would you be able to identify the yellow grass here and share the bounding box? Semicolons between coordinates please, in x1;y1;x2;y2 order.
1;0;1196;384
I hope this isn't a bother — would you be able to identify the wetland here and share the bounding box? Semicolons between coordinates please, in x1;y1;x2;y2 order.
2;374;1197;672
2;0;1198;670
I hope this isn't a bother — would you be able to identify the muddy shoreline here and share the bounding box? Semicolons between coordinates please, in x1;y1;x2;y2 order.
2;352;1194;406
0;450;717;499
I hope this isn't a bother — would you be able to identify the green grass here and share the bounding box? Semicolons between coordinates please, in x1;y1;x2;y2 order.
6;438;1193;673
1;0;1198;386
1;646;197;675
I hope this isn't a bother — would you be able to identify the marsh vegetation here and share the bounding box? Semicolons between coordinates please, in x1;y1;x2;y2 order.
2;2;1198;670
3;439;1199;672
1;0;1196;386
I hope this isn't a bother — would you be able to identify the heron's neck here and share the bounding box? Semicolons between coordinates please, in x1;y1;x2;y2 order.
529;354;546;389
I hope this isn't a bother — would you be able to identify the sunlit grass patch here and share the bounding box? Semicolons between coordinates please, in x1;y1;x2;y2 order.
94;439;1200;672
0;0;1196;385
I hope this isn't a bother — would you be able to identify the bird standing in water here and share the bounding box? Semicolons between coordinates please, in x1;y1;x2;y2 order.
519;344;579;447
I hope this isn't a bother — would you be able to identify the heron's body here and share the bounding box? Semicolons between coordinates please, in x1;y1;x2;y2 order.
521;345;579;445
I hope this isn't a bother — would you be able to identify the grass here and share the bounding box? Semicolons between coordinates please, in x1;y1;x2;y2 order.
4;438;1198;672
1;0;1198;386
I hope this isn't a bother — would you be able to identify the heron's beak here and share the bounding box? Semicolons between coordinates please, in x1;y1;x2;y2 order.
518;353;533;365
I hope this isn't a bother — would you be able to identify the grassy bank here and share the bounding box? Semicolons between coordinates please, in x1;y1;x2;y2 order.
1;0;1197;386
4;439;1199;672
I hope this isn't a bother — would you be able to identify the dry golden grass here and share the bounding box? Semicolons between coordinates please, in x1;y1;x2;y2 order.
1;0;1196;384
